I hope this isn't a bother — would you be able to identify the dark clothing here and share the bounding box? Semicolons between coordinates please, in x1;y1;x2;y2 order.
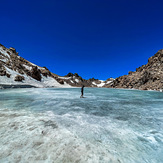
81;86;84;97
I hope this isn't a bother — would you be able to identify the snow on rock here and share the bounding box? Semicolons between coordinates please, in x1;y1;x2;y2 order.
0;45;72;88
0;66;71;88
92;80;106;87
0;44;114;88
75;79;79;83
58;76;71;80
23;64;32;71
0;46;10;58
106;80;113;84
70;80;74;83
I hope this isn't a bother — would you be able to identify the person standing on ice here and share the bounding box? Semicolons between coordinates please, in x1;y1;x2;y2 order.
80;85;85;98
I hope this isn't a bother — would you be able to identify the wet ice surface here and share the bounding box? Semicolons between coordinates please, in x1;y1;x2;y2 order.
0;88;163;163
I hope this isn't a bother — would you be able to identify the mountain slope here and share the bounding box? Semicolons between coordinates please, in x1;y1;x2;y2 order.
107;49;163;91
0;44;111;88
0;44;71;88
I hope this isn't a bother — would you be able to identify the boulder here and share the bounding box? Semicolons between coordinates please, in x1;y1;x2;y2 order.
0;65;6;76
14;75;25;82
6;73;11;78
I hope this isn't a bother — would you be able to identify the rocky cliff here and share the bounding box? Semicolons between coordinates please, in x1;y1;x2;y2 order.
107;49;163;91
0;44;70;88
0;44;108;88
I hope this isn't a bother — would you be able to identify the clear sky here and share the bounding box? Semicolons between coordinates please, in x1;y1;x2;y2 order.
1;0;163;80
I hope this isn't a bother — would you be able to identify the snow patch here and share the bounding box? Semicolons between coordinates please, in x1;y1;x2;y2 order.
0;47;10;58
92;81;106;87
0;58;8;62
58;77;71;80
106;81;113;84
75;79;79;83
1;66;72;88
23;64;32;70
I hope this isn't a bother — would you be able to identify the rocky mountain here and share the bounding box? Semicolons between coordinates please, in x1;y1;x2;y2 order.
107;49;163;91
58;72;114;87
1;43;162;91
0;44;109;88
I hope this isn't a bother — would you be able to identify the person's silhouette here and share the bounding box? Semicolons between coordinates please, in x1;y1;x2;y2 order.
80;85;85;98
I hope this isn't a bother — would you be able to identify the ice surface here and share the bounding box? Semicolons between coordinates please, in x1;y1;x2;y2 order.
0;88;163;163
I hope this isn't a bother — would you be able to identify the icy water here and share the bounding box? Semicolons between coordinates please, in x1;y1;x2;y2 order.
0;88;163;163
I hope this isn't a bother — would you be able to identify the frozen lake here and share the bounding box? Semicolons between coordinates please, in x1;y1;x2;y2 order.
0;88;163;163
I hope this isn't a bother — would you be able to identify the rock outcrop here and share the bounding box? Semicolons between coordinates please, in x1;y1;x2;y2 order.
31;66;41;81
0;44;107;88
14;75;25;82
59;73;106;87
0;44;69;88
107;49;163;91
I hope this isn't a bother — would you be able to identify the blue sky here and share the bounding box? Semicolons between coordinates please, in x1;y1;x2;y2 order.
1;0;163;80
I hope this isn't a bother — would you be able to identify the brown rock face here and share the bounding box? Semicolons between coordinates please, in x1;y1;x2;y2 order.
0;64;6;76
14;75;25;82
65;72;74;77
40;67;51;77
109;49;163;91
9;47;19;55
31;66;42;81
56;78;64;84
0;44;60;83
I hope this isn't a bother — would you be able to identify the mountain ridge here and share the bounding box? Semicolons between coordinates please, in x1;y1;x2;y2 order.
107;49;163;91
0;44;110;88
1;43;163;91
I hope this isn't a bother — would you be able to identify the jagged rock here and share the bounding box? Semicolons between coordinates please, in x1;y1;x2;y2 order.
41;67;51;77
6;73;11;78
140;70;151;84
74;73;79;77
88;78;98;82
0;65;6;76
78;76;83;81
9;47;18;55
65;72;74;77
0;44;67;87
18;69;24;75
43;66;48;70
128;71;133;75
31;66;41;81
14;75;25;82
0;70;6;76
56;78;64;84
109;49;163;91
58;80;64;84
